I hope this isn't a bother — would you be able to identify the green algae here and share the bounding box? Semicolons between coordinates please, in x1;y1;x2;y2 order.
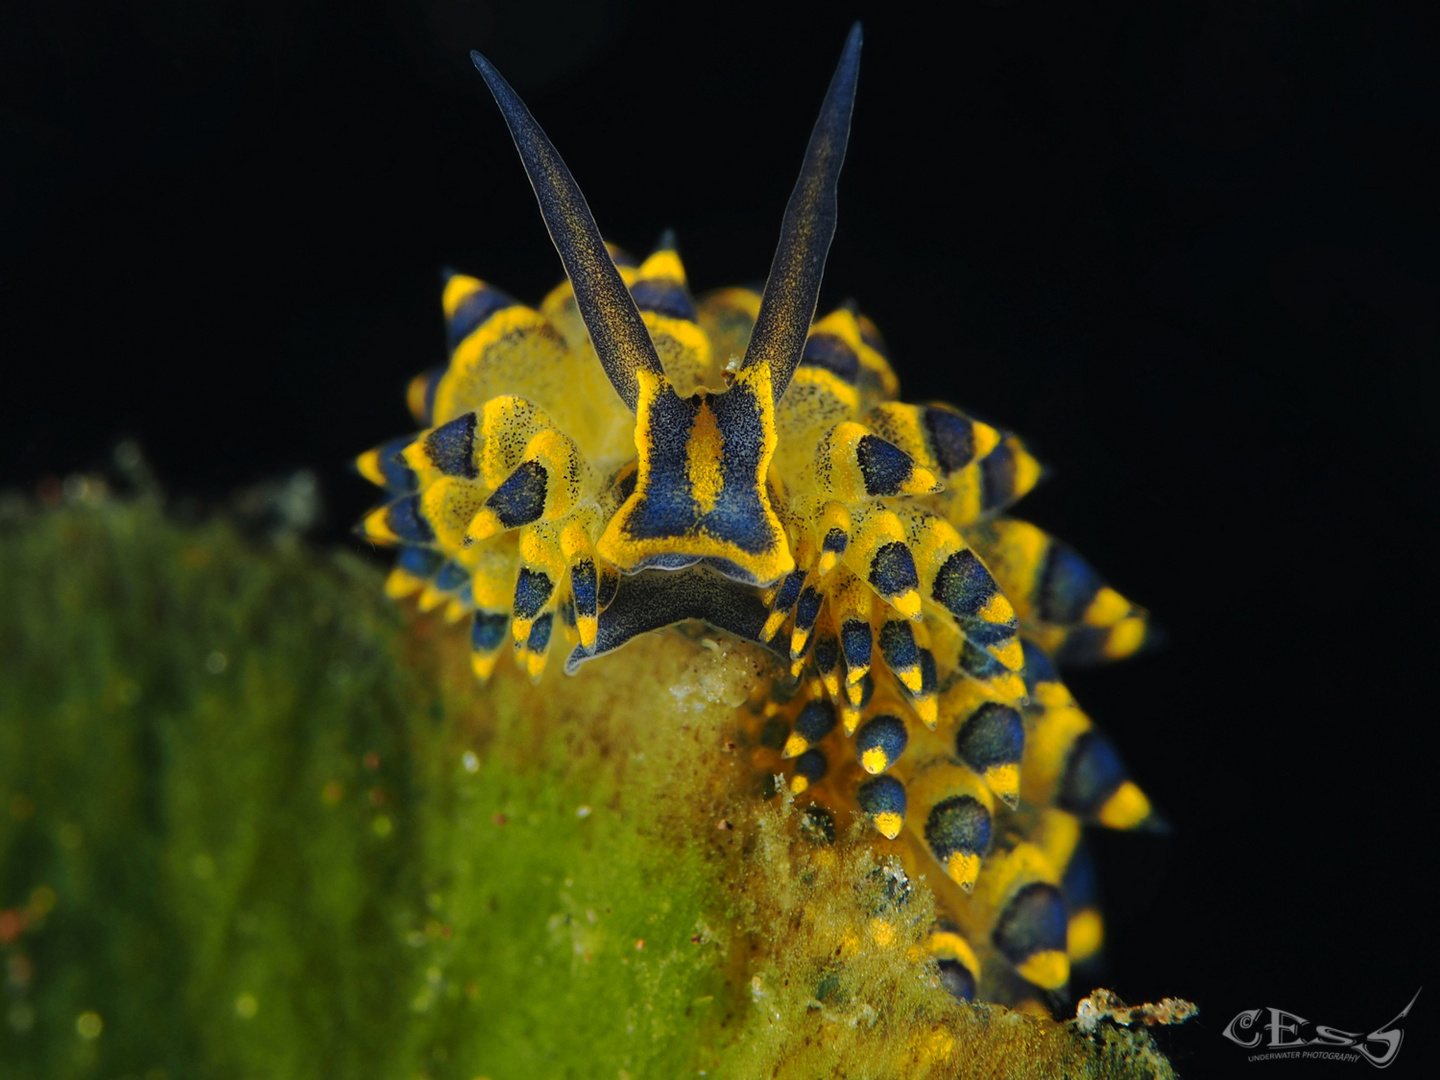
0;499;1181;1078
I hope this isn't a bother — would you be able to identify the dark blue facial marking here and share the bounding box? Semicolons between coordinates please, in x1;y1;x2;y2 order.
433;560;471;592
855;714;907;768
795;586;824;630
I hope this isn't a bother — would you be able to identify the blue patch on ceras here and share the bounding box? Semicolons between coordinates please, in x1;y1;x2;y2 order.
1058;730;1128;817
924;796;992;872
855;714;907;772
793;699;838;748
370;435;418;492
423;413;479;479
922;406;978;474
629;279;697;321
485;459;548;529
954;702;1024;777
855;434;917;496
991;882;1068;971
446;285;517;350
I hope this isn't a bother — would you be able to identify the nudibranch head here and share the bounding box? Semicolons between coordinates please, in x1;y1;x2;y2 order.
356;24;1162;1010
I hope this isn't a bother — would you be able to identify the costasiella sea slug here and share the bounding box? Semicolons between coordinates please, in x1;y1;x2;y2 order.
355;23;1165;1015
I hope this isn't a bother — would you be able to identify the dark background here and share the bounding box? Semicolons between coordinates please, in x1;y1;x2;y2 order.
3;1;1437;1074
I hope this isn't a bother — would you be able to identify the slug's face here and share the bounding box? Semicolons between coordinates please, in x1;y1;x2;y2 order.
356;24;1161;1009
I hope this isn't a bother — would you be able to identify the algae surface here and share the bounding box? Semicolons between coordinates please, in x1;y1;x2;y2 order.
0;500;1178;1078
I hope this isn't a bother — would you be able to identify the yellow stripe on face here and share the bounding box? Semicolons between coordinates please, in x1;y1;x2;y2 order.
971;421;1002;461
466;545;519;611
431;307;566;428
781;732;811;759
987;636;1024;673
944;469;984;526
893;663;923;695
810;307;866;353
599;363;794;587
911;695;937;728
685;400;725;514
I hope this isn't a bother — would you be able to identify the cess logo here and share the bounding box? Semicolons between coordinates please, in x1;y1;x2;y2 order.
1222;989;1422;1068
